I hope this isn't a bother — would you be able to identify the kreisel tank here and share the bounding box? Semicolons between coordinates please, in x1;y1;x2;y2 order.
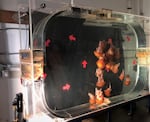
21;7;150;122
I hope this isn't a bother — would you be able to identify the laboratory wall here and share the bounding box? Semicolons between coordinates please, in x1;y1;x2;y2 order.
0;0;150;122
0;0;150;16
0;0;135;14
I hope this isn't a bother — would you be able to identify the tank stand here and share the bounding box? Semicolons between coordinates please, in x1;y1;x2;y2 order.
106;110;111;122
147;95;150;113
127;102;136;116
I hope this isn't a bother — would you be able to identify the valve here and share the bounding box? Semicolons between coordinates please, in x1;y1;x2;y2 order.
12;93;26;122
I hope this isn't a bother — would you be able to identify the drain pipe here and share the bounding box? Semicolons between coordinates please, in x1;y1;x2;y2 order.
139;0;144;15
127;0;133;13
135;0;144;15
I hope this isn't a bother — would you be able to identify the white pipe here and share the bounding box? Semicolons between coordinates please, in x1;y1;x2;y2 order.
70;0;74;7
29;2;33;50
29;0;36;116
18;4;29;50
18;9;22;50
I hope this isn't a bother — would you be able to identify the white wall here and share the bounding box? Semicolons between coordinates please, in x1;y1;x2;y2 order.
74;0;127;12
0;76;23;122
0;0;128;12
143;0;150;16
0;0;27;11
0;78;9;122
1;0;150;16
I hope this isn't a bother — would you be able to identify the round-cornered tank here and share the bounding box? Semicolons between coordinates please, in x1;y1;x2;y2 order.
32;7;149;120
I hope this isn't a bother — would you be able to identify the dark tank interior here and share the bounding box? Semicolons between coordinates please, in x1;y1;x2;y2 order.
44;15;125;110
32;8;149;119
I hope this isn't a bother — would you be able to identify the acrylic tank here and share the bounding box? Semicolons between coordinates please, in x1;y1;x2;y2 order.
25;7;150;122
